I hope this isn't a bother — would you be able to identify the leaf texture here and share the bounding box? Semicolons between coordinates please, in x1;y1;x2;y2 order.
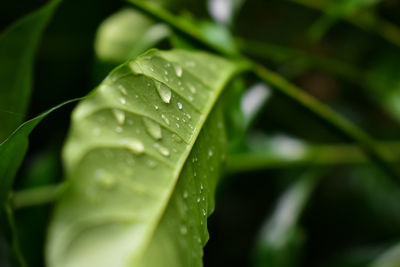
47;49;245;267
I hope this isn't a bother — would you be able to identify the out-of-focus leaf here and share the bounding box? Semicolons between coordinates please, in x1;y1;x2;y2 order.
207;0;246;26
0;99;79;208
253;169;323;267
95;8;169;63
366;51;400;123
370;243;400;267
0;0;60;142
308;0;381;41
47;49;247;267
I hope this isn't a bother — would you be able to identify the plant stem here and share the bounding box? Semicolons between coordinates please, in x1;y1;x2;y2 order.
119;0;399;180
10;140;400;208
253;65;398;177
4;204;27;267
227;142;400;173
288;0;400;48
235;37;363;84
12;183;66;209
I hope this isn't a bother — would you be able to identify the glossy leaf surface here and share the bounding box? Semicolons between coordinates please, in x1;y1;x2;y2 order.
47;49;245;267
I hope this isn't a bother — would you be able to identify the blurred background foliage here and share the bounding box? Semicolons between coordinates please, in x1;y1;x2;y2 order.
1;0;400;266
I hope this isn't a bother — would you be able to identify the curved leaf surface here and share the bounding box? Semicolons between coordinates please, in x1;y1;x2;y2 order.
47;49;245;267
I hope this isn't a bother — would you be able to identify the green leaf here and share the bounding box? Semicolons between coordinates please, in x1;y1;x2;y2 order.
370;243;400;267
366;51;400;123
95;8;169;63
0;99;79;208
0;0;60;142
254;169;323;267
47;49;246;267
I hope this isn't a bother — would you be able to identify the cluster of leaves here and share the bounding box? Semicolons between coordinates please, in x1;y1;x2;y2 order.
1;0;400;266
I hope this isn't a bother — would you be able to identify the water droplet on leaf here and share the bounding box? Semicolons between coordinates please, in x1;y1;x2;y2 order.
175;65;183;77
121;138;145;154
143;118;162;140
113;109;125;125
156;83;172;103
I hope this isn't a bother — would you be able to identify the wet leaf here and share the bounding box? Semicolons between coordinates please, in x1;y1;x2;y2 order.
47;49;247;267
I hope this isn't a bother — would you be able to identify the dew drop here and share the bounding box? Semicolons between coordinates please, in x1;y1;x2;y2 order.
113;109;125;125
94;169;116;189
119;97;126;104
161;114;170;125
176;123;180;128
183;191;188;199
172;134;183;143
154;143;170;157
188;96;194;102
200;184;204;191
146;159;157;168
202;209;206;216
175;65;183;77
180;226;188;235
208;149;214;158
150;67;154;72
118;84;127;95
177;102;183;110
197;197;201;203
156;82;172;103
188;83;196;93
143;118;162;140
99;84;112;92
115;126;123;133
154;105;159;110
164;70;168;75
121;138;145;154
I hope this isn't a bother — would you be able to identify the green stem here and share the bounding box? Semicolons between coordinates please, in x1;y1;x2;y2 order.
4;203;27;267
127;0;399;180
253;65;397;176
228;141;400;173
288;0;400;48
12;183;66;209
235;37;363;84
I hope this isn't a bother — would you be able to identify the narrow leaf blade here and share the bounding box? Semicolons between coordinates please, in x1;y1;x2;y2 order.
0;0;60;141
0;99;79;207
